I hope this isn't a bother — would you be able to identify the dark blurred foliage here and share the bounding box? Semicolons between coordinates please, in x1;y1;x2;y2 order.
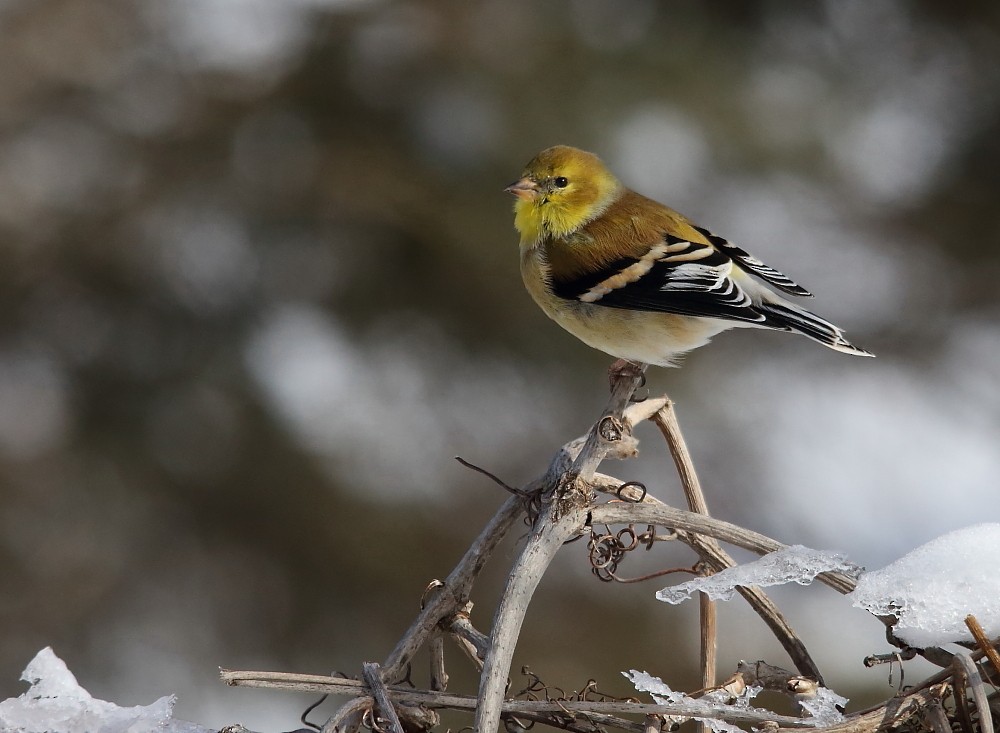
1;1;999;729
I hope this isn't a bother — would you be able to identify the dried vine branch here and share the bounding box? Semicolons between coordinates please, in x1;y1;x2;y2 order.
652;401;717;733
381;494;523;683
473;499;590;733
221;380;1000;733
220;670;817;728
586;500;859;597
362;662;404;733
590;430;826;686
474;367;648;733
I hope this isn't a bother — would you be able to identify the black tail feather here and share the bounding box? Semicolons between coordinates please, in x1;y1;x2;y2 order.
757;301;874;357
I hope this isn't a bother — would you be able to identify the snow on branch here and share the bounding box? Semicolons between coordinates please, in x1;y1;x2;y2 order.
850;523;1000;648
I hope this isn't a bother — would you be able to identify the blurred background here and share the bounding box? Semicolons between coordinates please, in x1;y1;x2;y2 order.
1;0;999;729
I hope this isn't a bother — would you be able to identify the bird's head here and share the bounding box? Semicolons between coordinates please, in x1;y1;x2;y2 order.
505;145;622;242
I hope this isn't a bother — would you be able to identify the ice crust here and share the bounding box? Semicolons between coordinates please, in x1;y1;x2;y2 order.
623;669;845;729
624;670;755;733
656;545;860;604
797;686;849;726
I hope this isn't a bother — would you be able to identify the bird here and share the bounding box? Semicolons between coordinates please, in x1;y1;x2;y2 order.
505;145;873;367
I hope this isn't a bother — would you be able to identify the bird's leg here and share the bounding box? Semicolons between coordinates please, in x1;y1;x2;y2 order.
607;358;646;393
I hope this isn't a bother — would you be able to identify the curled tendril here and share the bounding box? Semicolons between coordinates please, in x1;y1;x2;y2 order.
420;579;445;609
586;521;692;583
512;669;641;705
629;372;649;403
503;714;536;732
522;490;544;528
363;707;387;733
616;481;647;503
299;694;328;731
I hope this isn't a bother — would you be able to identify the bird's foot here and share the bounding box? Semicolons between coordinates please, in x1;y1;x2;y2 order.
607;359;646;395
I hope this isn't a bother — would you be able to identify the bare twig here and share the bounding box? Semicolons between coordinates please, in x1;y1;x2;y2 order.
864;649;918;668
699;594;717;699
955;651;995;733
429;635;448;692
531;396;669;491
474;501;591;733
502;709;646;733
953;658;976;733
921;699;952;733
654;401;827;683
362;663;404;733
703;541;825;683
474;367;648;733
651;401;717;729
966;614;1000;685
652;403;707;516
380;494;523;682
316;494;524;732
229;657;991;733
586;500;859;597
789;687;929;733
570;364;648;481
447;610;489;668
455;456;527;497
221;670;816;727
319;695;370;733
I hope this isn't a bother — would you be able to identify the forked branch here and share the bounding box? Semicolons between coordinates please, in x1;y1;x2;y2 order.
222;377;997;733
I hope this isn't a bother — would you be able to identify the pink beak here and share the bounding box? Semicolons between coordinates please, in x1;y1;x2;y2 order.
504;177;540;201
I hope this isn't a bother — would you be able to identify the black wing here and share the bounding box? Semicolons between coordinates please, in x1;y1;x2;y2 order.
692;225;812;297
551;234;766;325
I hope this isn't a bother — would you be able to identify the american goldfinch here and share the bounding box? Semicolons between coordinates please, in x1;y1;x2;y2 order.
506;145;873;366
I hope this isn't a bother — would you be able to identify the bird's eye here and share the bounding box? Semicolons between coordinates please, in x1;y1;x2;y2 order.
554;176;569;188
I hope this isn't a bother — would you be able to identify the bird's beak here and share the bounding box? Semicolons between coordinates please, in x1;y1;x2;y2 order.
504;177;540;201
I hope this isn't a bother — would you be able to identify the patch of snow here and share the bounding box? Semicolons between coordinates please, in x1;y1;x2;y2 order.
849;524;1000;647
0;647;212;733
